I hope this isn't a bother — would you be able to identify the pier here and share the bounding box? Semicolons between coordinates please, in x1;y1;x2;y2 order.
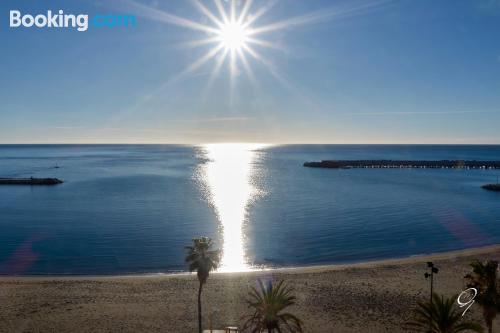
0;178;63;185
303;160;500;169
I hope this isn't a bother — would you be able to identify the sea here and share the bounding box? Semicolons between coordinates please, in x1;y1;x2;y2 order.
0;144;499;275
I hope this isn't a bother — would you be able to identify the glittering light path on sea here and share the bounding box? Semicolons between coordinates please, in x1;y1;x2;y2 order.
196;143;265;272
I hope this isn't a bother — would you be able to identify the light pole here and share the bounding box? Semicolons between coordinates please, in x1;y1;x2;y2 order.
424;261;439;332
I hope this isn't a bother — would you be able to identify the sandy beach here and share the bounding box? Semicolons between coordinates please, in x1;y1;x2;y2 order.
2;246;500;332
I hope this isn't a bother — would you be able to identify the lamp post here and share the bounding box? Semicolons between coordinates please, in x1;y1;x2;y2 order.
424;261;439;332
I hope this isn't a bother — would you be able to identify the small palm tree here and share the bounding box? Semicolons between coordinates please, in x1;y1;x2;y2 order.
242;279;303;333
185;237;220;333
406;293;483;333
465;260;500;333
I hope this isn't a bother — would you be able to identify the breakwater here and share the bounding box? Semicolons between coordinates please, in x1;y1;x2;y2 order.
482;184;500;191
0;178;63;185
303;160;500;169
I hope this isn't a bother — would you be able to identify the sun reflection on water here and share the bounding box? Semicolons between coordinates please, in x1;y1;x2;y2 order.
197;143;266;272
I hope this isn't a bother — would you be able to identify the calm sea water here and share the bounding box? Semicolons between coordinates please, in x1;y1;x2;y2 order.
0;144;499;275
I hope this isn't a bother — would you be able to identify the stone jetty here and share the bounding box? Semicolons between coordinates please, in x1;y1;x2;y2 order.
0;178;63;185
303;160;500;169
482;184;500;191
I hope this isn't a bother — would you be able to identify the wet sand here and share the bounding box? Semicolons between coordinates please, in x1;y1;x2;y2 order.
2;245;500;332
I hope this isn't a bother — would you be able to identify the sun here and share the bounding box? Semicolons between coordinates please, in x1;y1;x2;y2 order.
217;21;249;52
127;0;388;98
165;0;276;81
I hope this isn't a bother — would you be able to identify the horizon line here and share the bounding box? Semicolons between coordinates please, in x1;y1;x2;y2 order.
1;142;500;146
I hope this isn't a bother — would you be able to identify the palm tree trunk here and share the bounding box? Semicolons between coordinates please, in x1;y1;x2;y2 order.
485;311;493;333
198;281;203;333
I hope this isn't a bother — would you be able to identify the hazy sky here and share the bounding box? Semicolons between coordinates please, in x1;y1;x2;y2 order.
1;0;499;144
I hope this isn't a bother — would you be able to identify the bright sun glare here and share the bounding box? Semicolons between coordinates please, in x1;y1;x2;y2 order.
217;21;249;51
198;143;266;272
143;0;286;85
128;0;388;101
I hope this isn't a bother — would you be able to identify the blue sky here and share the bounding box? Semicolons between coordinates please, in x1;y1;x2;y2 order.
0;0;499;144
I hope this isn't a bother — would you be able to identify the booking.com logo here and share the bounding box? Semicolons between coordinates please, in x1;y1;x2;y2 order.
9;10;137;32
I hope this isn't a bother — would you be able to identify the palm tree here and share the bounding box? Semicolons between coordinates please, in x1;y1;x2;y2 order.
242;279;303;333
406;293;483;333
185;237;220;333
465;260;500;333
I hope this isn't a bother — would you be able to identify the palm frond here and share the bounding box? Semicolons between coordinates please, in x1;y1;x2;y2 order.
464;259;500;331
242;279;304;332
406;293;483;333
185;237;221;281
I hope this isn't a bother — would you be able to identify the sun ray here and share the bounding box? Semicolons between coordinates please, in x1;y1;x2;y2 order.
230;49;235;74
177;36;220;49
243;44;289;88
214;48;230;78
111;0;391;108
183;44;225;76
141;44;224;98
190;0;223;27
202;48;229;100
229;48;237;105
214;0;230;24
243;44;321;110
237;0;254;25
241;0;279;29
241;44;260;61
237;48;257;86
230;0;236;22
123;0;219;34
245;37;283;51
248;0;392;35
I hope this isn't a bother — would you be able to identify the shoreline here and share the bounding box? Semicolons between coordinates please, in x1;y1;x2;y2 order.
2;244;500;280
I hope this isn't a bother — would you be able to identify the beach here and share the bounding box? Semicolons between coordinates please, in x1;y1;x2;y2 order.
2;245;500;332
